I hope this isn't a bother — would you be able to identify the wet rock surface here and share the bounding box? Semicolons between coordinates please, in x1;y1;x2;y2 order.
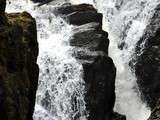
31;0;53;3
148;99;160;120
56;4;126;120
55;4;102;26
134;4;160;110
0;2;39;120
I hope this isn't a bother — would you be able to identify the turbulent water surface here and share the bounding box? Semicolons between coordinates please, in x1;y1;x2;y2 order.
6;0;160;120
93;0;159;120
71;0;159;120
7;1;87;120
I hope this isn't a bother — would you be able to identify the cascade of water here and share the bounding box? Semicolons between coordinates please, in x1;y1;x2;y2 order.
93;1;159;120
70;0;159;120
93;0;159;120
6;1;87;120
6;0;160;120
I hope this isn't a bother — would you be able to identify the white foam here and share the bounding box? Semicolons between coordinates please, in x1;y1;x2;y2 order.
6;0;160;120
6;1;87;120
93;0;159;120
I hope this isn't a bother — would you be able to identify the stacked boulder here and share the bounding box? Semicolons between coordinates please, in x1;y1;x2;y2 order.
55;4;126;120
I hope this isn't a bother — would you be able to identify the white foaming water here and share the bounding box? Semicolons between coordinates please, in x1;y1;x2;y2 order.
70;0;159;120
70;0;94;5
6;1;87;120
6;0;160;120
94;1;159;120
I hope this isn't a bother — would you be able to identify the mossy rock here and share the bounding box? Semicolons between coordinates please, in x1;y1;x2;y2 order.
0;11;38;120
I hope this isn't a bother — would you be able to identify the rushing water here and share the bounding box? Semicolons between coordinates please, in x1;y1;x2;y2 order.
6;1;87;120
32;11;87;120
6;0;160;120
93;1;159;120
68;0;159;120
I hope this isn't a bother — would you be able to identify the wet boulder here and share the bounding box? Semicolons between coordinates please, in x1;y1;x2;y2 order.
70;28;109;54
55;4;97;15
55;4;102;26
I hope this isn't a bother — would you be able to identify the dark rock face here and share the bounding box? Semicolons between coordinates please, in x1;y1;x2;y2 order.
134;4;160;109
148;99;160;120
55;4;102;26
64;11;102;26
70;29;109;53
83;56;116;120
0;0;6;13
31;0;56;6
55;4;97;15
31;0;53;3
0;11;39;120
56;4;126;120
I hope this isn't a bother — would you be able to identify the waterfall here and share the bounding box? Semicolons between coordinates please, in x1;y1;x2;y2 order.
32;12;87;120
93;0;159;120
71;0;159;120
6;0;160;120
6;1;87;120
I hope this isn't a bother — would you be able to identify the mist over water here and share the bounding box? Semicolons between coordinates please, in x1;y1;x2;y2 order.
6;0;160;120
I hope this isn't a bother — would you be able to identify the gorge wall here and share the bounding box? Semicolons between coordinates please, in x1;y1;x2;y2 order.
134;4;160;110
0;1;39;120
133;3;160;120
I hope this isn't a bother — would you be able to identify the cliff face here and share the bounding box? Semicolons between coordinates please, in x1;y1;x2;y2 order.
133;3;160;119
55;4;126;120
134;4;160;110
0;1;39;120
